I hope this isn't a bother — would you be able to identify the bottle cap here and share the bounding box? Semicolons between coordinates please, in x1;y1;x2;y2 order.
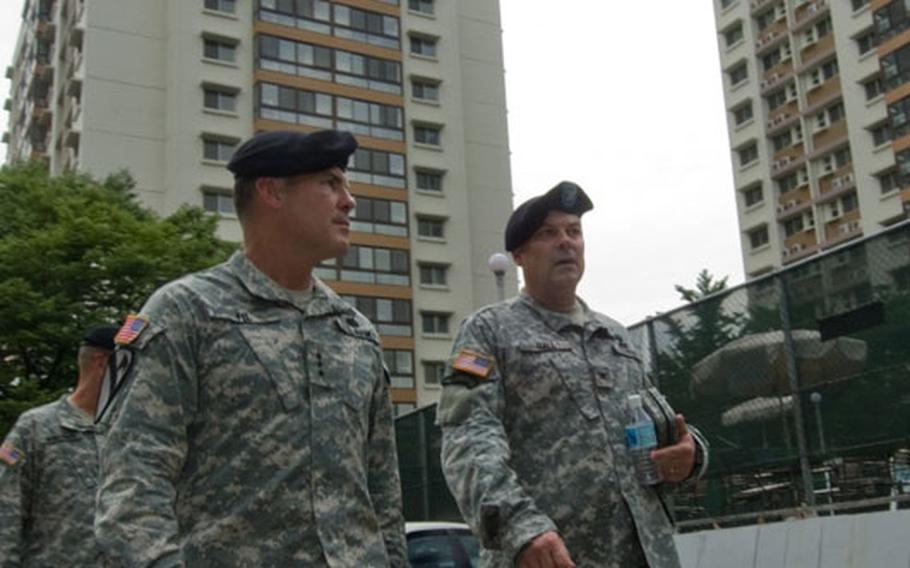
628;393;642;407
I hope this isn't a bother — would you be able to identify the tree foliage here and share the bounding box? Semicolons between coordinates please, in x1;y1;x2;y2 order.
0;163;235;434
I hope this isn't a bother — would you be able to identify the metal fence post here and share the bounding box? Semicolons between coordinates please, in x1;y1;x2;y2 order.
777;273;816;507
418;411;430;519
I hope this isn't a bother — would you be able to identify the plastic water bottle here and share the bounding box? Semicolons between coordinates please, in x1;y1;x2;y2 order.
625;394;662;485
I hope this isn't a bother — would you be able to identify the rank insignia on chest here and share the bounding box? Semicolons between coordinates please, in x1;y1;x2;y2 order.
114;314;150;346
452;349;494;379
0;443;23;467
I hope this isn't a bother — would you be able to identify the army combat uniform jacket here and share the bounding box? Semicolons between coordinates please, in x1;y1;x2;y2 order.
95;252;407;567
0;395;102;567
438;294;707;567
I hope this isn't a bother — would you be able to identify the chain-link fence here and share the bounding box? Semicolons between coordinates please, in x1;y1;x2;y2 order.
396;220;910;528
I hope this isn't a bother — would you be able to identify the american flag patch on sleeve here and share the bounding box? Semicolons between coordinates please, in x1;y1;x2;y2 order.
0;443;23;467
115;314;150;346
452;349;494;379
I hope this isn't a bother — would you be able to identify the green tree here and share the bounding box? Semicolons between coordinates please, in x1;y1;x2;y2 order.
0;163;235;435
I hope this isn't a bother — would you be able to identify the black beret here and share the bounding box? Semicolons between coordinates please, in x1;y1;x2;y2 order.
81;325;119;351
227;129;358;179
505;181;593;252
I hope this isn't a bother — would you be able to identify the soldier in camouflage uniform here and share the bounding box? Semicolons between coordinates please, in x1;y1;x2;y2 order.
0;325;118;567
437;182;709;568
94;130;408;567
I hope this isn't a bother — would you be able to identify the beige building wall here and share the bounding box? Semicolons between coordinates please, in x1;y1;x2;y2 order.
4;0;517;412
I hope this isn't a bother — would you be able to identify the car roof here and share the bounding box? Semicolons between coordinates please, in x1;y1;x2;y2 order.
405;521;471;533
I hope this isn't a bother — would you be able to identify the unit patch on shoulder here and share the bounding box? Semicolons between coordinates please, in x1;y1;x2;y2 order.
452;349;494;379
114;314;150;346
0;443;23;467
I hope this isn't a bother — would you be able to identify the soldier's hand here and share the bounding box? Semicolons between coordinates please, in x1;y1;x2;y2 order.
516;531;575;568
651;414;696;483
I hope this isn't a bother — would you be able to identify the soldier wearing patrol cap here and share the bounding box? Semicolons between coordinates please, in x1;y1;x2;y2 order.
95;129;407;567
437;181;709;568
0;324;117;566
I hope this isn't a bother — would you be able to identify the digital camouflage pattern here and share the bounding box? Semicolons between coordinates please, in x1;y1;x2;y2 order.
438;294;708;568
95;252;407;567
0;395;102;567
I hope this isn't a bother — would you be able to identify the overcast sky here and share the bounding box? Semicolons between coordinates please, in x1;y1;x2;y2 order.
0;1;744;326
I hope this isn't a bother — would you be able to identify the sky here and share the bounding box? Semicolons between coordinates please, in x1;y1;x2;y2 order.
0;1;744;326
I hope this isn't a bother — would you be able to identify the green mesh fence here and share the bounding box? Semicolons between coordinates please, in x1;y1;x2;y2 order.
396;220;910;528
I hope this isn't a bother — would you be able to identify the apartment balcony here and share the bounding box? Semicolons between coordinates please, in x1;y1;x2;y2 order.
750;0;777;14
812;119;847;151
36;19;55;41
755;22;788;55
794;0;828;30
817;169;855;200
822;212;862;247
800;32;834;63
782;234;819;264
771;153;807;177
772;143;805;166
760;69;794;94
777;186;812;218
767;104;800;135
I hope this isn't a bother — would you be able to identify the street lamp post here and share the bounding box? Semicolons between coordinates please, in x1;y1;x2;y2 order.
487;252;509;303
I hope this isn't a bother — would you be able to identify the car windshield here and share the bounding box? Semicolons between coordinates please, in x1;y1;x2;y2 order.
407;528;479;568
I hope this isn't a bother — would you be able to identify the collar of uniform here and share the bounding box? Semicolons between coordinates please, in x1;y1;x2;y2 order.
58;394;95;432
228;252;351;317
518;292;618;339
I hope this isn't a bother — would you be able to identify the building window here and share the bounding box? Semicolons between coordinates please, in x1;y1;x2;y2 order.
413;124;442;146
205;0;236;13
733;102;753;126
256;83;404;141
202;190;235;215
877;169;900;194
411;78;440;102
809;59;838;88
347;148;407;188
257;1;400;48
870;121;893;147
202;138;236;162
881;44;910;91
257;34;403;94
738;143;758;167
874;1;910;42
410;35;437;57
342;295;412;336
333;4;401;49
863;75;883;100
771;130;793;152
756;9;775;31
203;87;237;112
383;349;415;389
767;89;787;111
423;361;446;386
762;49;782;72
842;193;858;213
822;146;852;173
728;62;748;86
742;184;763;207
419;263;448;286
778;169;805;194
421;312;450;334
724;23;743;48
856;29;878;56
783;216;805;237
351;196;409;236
415;169;443;192
890;95;910;139
408;0;434;15
318;245;410;285
203;37;237;63
748;226;769;250
417;216;445;239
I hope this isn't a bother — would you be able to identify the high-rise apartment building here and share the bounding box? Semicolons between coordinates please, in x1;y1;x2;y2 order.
714;0;910;279
3;0;517;413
